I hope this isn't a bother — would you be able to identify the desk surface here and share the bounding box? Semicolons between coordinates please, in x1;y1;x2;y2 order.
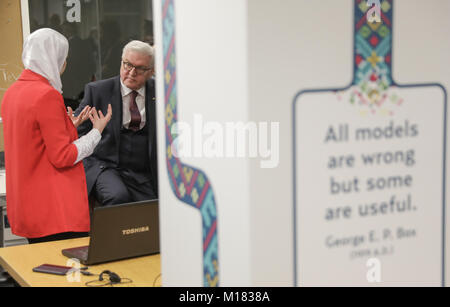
0;237;161;287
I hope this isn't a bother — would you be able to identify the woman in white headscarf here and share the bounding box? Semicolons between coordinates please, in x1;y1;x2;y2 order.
1;28;112;244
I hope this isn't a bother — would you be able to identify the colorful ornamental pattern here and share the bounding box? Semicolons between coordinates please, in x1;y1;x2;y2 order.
162;0;219;287
344;0;403;115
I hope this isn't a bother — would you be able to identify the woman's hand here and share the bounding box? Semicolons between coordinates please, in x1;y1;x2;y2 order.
68;106;91;128
89;104;112;133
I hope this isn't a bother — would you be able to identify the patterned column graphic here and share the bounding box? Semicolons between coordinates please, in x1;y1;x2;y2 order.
352;0;395;113
161;0;219;287
293;0;446;286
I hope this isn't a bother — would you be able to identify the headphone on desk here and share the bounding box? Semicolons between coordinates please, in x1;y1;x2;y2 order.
85;270;132;287
99;270;121;284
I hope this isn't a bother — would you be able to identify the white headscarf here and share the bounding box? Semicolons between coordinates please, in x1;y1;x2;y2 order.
22;28;69;93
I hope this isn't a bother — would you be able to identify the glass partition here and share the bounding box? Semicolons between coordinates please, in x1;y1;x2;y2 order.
28;0;154;109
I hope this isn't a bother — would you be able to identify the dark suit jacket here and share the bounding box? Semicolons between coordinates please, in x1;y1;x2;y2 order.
75;76;158;197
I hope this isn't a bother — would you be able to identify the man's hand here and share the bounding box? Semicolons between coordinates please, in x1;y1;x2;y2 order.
89;104;113;134
68;106;91;128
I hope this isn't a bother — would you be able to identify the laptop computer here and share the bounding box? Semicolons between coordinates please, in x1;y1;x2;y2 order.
62;199;159;265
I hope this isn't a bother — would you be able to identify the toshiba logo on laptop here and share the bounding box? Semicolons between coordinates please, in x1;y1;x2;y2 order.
122;226;150;235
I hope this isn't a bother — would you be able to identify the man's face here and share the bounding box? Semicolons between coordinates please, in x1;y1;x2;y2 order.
120;50;153;90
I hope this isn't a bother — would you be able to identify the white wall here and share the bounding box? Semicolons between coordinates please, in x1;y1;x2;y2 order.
154;0;450;286
247;0;353;286
393;0;450;286
154;0;252;286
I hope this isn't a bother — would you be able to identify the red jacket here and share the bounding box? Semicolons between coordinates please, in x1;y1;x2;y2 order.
1;69;90;238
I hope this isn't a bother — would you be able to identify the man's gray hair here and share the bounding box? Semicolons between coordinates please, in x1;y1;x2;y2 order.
122;40;155;69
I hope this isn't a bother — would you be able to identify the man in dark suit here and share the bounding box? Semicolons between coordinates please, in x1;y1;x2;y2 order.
75;40;158;206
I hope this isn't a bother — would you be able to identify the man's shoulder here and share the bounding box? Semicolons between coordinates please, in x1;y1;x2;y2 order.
146;78;155;87
145;78;156;95
87;76;119;92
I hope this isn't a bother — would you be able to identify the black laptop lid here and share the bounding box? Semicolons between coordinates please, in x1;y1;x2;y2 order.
87;199;160;265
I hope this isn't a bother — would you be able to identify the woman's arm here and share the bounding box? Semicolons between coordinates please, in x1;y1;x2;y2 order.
35;90;78;168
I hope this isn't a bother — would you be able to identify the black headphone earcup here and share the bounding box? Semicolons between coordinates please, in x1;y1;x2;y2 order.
99;270;110;281
99;270;121;284
109;272;121;283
